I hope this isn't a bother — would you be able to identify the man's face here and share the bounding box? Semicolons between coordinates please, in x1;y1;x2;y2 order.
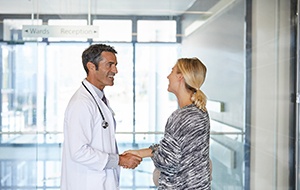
88;51;118;90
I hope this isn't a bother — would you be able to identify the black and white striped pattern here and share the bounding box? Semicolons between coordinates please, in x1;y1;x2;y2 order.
152;104;211;190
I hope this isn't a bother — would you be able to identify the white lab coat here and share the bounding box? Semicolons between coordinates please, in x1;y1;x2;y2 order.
60;79;120;190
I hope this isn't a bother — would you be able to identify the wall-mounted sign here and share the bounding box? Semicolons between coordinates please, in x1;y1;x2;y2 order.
22;25;99;38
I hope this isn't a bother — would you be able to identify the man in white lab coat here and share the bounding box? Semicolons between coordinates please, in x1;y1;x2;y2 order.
60;44;142;190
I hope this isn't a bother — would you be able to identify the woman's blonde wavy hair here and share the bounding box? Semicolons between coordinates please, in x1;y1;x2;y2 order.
176;57;207;111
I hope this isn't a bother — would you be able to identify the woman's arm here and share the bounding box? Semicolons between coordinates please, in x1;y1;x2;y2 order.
122;144;159;158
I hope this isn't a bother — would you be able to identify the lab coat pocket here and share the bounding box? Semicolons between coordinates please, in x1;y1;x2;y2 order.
86;169;106;190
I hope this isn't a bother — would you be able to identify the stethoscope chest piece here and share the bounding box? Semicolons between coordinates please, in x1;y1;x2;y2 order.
102;121;109;129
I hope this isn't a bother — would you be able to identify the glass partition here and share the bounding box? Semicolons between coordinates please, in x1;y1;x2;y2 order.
0;41;180;189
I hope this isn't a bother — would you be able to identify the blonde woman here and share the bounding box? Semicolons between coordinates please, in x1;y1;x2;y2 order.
123;57;211;189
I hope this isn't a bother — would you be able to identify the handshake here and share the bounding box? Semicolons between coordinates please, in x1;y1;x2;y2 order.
118;149;142;169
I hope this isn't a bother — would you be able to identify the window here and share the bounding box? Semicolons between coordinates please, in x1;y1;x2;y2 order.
0;17;181;189
93;20;132;42
137;20;177;42
3;19;43;41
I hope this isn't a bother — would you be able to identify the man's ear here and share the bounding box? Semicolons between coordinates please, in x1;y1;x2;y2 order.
87;62;96;71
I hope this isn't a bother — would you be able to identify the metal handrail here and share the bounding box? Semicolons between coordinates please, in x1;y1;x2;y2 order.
0;131;244;135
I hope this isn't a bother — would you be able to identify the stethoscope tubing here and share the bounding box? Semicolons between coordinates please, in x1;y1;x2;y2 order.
81;81;109;129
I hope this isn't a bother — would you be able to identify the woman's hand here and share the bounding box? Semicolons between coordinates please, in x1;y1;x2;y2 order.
122;150;141;157
122;148;153;158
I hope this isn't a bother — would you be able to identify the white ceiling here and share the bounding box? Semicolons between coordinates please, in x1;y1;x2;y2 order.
0;0;205;16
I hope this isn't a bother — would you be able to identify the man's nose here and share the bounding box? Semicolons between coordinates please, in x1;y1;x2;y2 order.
111;65;118;73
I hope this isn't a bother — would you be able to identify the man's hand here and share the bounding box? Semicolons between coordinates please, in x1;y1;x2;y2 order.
119;153;142;169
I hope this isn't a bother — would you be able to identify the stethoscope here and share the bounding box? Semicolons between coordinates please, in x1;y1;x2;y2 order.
82;81;109;129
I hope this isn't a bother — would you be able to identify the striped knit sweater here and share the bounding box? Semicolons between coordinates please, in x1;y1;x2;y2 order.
152;104;211;190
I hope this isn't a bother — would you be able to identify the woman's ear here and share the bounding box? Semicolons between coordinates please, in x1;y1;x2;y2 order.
177;73;184;80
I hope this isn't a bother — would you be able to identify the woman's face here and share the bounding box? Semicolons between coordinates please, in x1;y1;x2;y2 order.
167;65;181;94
